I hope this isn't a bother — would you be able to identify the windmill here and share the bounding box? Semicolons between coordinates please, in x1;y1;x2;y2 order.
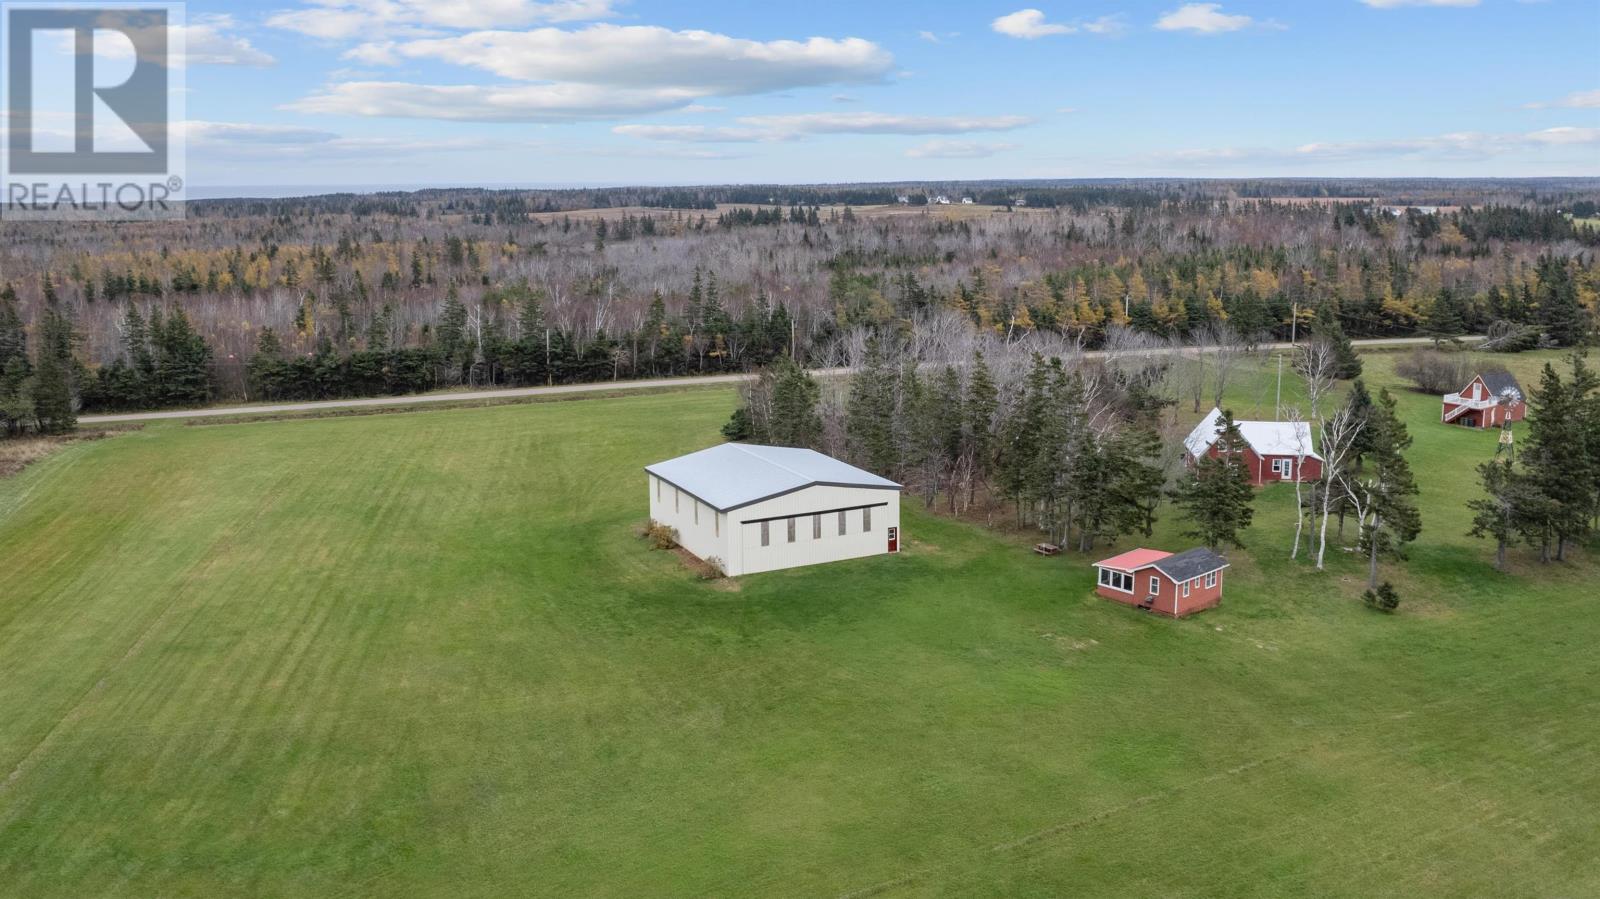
1494;385;1522;461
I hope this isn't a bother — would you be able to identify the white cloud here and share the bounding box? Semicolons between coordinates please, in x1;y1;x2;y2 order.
735;112;1033;135
299;25;893;122
609;111;1034;144
992;9;1074;38
917;30;941;43
179;121;338;145
905;139;1018;158
1154;3;1259;34
267;0;618;40
991;9;1123;39
349;25;893;95
611;124;786;143
61;14;274;67
1524;89;1600;109
181;16;277;66
284;81;699;122
1359;0;1479;8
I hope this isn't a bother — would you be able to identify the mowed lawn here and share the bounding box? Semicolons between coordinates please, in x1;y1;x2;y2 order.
2;354;1598;898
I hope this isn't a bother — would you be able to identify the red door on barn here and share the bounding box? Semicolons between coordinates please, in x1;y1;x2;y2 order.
887;527;899;553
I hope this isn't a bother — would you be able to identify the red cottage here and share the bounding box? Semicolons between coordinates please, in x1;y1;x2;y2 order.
1442;372;1526;429
1183;408;1323;487
1093;547;1229;617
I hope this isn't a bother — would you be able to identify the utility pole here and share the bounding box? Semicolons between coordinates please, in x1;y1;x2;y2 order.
545;327;552;386
1290;300;1299;345
1275;353;1284;418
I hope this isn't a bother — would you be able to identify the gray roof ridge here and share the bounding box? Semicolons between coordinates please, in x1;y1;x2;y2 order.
729;443;817;484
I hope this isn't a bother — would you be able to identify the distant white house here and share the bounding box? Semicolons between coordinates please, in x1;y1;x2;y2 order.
931;195;951;205
895;195;911;205
646;444;902;576
960;197;975;205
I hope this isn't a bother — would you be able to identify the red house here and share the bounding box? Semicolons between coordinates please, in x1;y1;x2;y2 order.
1183;408;1323;486
1442;371;1525;429
1093;547;1230;617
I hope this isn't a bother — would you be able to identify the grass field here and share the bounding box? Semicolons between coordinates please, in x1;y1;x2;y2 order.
1;351;1597;897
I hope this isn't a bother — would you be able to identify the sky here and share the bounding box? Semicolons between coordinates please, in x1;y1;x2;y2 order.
50;0;1600;188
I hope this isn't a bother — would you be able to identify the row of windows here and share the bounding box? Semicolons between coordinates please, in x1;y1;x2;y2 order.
759;507;872;547
1098;568;1134;592
1100;568;1220;595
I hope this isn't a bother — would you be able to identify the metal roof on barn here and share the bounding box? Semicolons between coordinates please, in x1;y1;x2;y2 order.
1183;408;1323;461
1094;548;1173;571
646;444;901;512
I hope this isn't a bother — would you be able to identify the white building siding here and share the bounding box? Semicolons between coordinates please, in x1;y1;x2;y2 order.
647;477;899;576
648;474;730;572
732;485;900;576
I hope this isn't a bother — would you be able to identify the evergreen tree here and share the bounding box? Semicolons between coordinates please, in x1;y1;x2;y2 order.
962;351;998;507
1424;287;1465;344
1102;426;1166;543
930;365;965;510
1313;303;1362;380
1169;410;1255;550
32;304;77;434
1536;256;1587;348
768;356;821;449
1467;458;1543;571
1521;359;1596;560
0;286;33;435
1342;378;1377;467
846;336;898;474
1352;389;1422;588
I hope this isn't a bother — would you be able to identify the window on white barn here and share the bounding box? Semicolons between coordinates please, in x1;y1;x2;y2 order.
674;487;680;513
813;514;821;539
863;507;872;532
760;521;769;547
715;512;720;538
787;517;796;543
693;501;699;525
838;510;847;536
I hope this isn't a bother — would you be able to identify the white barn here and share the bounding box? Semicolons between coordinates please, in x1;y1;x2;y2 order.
646;444;902;576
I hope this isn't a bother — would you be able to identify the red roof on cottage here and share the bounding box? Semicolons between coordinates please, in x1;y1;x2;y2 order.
1095;548;1173;571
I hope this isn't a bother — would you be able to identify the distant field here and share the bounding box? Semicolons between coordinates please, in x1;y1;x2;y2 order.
525;202;1036;224
1;351;1596;897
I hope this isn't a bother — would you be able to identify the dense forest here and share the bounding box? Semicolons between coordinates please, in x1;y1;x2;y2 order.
0;178;1596;426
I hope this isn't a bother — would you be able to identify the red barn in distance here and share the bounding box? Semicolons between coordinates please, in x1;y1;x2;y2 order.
1093;547;1230;617
1442;371;1526;429
1183;408;1323;487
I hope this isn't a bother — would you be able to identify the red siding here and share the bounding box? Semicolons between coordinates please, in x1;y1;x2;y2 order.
1096;564;1225;617
1443;376;1527;429
1199;444;1319;486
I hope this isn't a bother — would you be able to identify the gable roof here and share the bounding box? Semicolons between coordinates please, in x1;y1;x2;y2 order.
1476;371;1523;400
1183;408;1322;460
1095;548;1173;571
645;444;901;512
1151;547;1230;582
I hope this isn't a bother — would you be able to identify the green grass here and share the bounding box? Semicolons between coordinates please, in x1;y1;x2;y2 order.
1;351;1596;897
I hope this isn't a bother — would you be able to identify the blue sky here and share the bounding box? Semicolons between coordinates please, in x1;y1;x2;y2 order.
149;0;1600;186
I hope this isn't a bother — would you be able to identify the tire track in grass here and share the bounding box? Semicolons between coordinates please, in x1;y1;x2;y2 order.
833;684;1590;898
0;440;300;810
